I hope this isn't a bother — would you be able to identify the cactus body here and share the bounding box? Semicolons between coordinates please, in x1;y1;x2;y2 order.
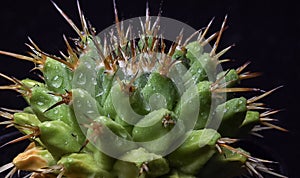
0;1;287;178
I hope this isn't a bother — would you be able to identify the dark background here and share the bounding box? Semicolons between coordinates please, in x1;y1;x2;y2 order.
0;0;299;177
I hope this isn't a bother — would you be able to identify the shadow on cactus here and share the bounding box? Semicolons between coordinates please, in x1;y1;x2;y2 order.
0;0;288;178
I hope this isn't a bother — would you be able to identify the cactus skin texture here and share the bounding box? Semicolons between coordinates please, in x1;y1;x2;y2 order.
0;1;288;178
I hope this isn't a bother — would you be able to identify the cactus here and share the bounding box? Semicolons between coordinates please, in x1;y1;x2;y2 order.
0;1;288;178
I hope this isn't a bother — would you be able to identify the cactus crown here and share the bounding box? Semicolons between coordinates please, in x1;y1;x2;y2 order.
0;1;287;178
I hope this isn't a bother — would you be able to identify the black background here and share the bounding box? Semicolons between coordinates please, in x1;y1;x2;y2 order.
0;0;299;177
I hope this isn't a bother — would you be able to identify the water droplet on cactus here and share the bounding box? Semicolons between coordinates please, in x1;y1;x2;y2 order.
96;91;104;97
37;101;44;106
51;76;63;89
85;62;92;69
87;110;94;114
76;73;87;85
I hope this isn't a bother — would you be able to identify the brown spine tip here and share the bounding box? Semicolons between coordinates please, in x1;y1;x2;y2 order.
260;109;283;118
214;45;233;59
239;72;262;80
198;17;215;43
261;121;288;132
210;15;228;57
201;26;228;47
77;0;88;36
213;87;264;93
0;126;40;149
0;73;32;96
51;0;83;39
0;50;35;63
247;86;283;104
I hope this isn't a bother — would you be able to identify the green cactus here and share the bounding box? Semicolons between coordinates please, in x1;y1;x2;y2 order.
0;1;288;178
